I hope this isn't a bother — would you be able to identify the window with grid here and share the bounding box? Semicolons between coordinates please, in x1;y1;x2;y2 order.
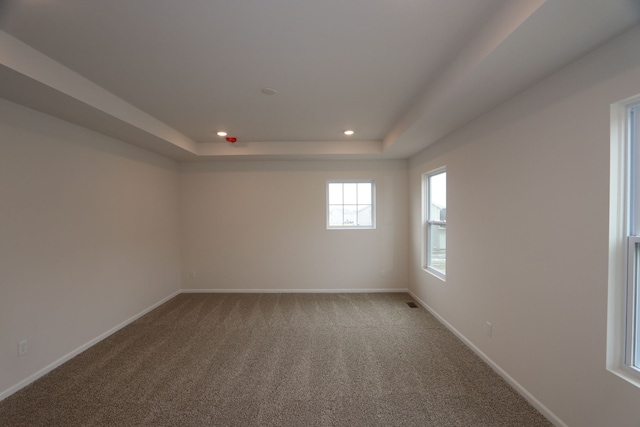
327;181;375;229
424;168;446;278
626;102;640;375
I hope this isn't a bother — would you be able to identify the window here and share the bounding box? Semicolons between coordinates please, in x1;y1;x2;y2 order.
609;95;640;386
424;169;446;278
327;181;375;229
626;102;640;374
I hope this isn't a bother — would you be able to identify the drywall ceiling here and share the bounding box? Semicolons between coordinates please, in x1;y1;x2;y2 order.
0;0;639;161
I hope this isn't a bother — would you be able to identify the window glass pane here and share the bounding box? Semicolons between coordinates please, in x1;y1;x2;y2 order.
630;104;640;372
429;172;446;221
343;205;357;226
328;183;343;205
424;168;446;276
632;106;640;234
428;224;446;273
357;205;372;226
329;205;344;226
635;243;640;368
628;104;640;373
636;298;640;367
343;183;357;204
327;180;374;229
357;182;372;204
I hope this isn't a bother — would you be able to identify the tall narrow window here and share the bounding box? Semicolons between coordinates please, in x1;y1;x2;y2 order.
424;169;446;278
608;95;640;386
327;181;375;229
626;102;640;373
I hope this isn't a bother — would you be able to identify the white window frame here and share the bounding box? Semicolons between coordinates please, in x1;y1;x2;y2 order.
625;102;640;375
608;95;640;387
326;180;376;230
423;168;446;280
626;237;640;372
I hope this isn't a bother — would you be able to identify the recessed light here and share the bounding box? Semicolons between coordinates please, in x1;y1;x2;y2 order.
261;87;277;95
217;131;228;137
344;130;355;136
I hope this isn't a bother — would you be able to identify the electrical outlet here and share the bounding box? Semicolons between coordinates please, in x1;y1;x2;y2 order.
190;271;196;279
380;270;385;278
18;340;27;356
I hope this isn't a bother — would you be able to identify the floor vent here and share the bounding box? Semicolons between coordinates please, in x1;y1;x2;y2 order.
406;301;419;308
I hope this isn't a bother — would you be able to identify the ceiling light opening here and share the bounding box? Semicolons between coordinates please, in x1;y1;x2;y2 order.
344;130;355;136
217;131;228;137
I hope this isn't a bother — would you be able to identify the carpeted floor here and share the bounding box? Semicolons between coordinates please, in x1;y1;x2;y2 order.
0;293;552;426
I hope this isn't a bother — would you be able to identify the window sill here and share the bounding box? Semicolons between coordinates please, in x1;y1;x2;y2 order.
423;267;446;282
607;365;640;389
327;226;376;230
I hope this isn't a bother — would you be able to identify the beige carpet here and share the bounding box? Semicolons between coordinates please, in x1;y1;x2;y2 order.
0;293;551;426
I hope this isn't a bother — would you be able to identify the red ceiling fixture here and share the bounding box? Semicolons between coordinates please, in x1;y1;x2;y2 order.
225;137;237;143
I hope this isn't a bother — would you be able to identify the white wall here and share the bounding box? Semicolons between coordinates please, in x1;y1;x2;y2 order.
0;99;182;396
180;160;408;292
408;26;640;427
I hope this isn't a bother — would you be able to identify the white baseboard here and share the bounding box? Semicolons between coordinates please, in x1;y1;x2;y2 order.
407;291;566;427
181;288;409;294
0;290;181;402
